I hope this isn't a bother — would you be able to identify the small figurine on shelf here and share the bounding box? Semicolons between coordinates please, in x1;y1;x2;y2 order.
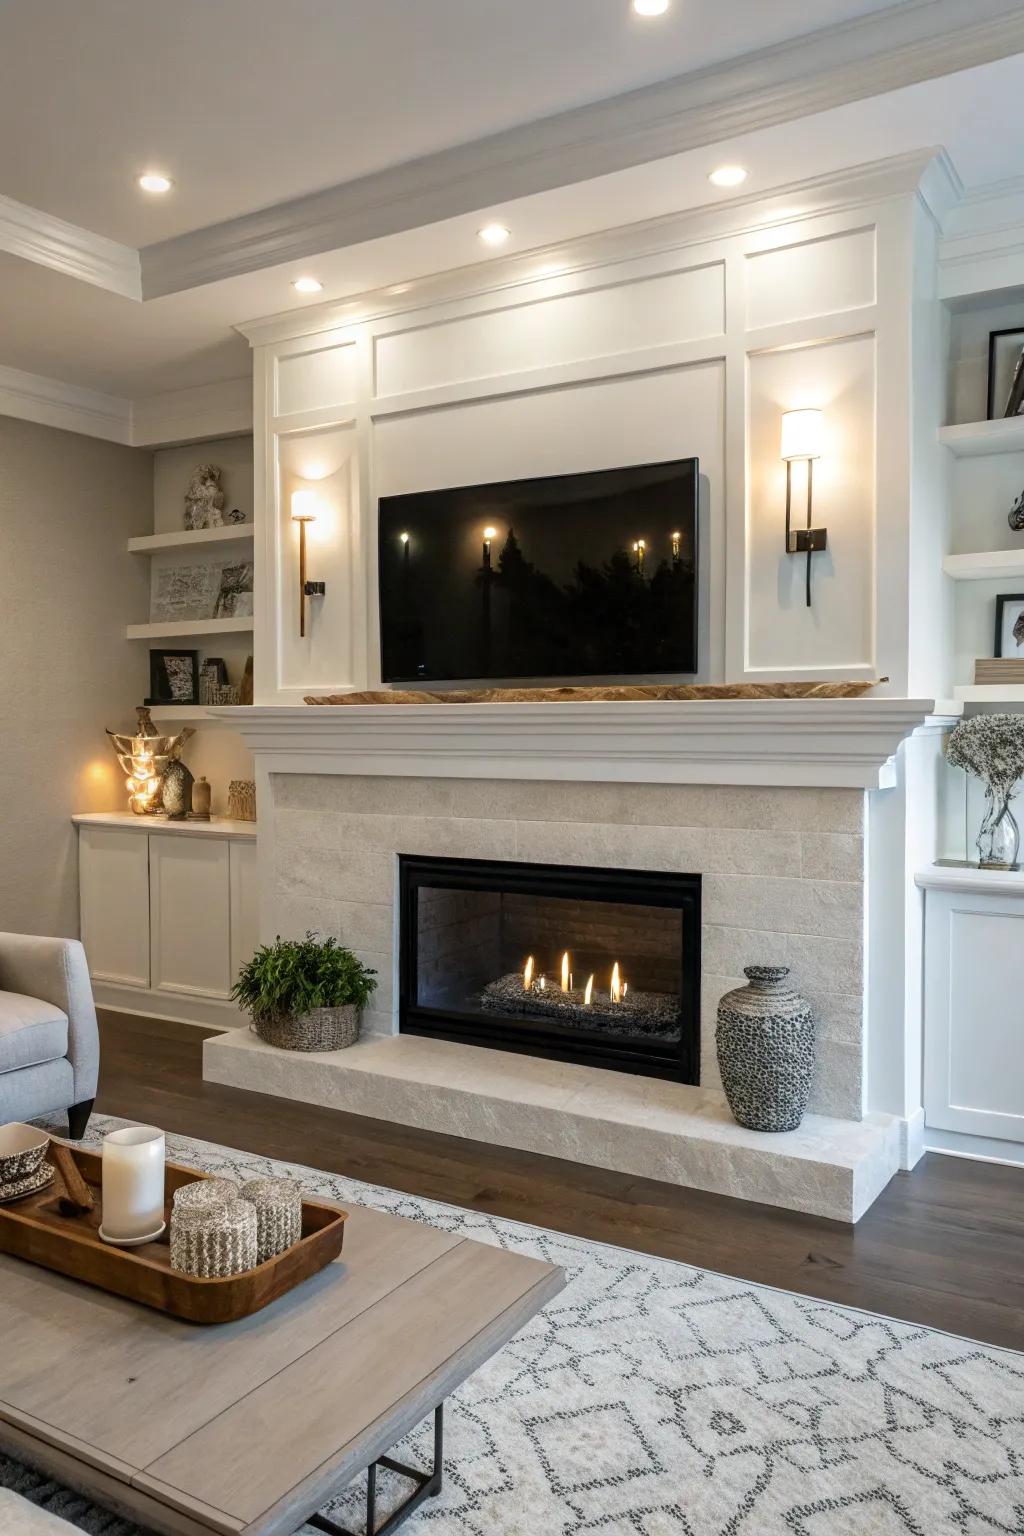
1009;488;1024;533
106;707;194;816
184;464;225;530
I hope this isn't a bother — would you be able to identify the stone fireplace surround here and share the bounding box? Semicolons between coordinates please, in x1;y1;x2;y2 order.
203;698;950;1222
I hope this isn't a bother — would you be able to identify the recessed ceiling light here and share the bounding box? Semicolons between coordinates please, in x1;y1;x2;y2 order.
633;0;669;15
478;223;511;247
292;276;323;294
137;172;172;194
708;164;748;188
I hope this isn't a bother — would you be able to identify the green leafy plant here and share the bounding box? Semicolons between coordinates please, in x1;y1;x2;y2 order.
232;933;377;1020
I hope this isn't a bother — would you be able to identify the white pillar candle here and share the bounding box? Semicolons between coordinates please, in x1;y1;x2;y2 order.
102;1126;166;1241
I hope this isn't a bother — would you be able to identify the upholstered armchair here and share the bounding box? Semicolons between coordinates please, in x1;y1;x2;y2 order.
0;934;99;1138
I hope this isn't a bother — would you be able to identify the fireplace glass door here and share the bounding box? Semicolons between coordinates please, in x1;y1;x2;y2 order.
399;855;700;1081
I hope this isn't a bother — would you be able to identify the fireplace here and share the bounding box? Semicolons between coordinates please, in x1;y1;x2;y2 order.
398;855;701;1081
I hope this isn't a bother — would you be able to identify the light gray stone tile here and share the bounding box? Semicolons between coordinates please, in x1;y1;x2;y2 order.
513;819;800;877
325;813;518;862
809;1039;864;1121
273;895;343;942
703;875;862;939
701;926;789;977
800;832;865;881
272;775;458;817
335;901;394;953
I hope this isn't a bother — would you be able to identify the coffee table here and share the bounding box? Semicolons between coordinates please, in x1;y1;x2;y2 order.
0;1200;564;1536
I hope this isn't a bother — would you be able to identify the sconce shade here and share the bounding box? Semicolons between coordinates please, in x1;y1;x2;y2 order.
780;408;824;461
291;488;317;522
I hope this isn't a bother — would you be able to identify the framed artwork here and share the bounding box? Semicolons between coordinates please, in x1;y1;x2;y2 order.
987;329;1024;419
147;649;200;705
994;593;1024;658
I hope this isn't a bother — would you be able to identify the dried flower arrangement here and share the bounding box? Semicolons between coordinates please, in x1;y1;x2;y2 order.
946;713;1024;868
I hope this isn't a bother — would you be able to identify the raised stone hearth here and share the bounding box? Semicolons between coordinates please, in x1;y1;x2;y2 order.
203;1031;900;1223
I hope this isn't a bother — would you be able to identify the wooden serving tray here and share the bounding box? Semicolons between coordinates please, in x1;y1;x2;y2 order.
0;1144;347;1324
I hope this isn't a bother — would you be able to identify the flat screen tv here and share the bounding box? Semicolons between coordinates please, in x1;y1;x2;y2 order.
378;458;698;683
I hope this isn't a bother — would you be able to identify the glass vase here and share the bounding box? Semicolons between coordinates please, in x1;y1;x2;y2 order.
976;785;1021;870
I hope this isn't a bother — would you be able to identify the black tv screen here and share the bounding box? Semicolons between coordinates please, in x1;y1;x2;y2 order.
378;458;698;683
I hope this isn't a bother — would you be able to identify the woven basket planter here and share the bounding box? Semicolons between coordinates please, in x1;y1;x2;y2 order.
252;1004;360;1052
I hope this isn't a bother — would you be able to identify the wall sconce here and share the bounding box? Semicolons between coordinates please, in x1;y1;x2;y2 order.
633;538;646;574
290;489;326;637
482;525;497;570
780;409;826;608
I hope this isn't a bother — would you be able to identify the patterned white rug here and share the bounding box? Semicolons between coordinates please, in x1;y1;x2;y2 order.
3;1116;1023;1536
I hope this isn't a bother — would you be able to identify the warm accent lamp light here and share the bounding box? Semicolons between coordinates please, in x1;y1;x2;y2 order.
106;706;194;816
482;526;497;570
780;408;826;608
291;489;326;638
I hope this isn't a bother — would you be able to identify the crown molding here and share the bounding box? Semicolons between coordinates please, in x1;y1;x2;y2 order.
0;192;140;301
236;149;940;349
142;0;1019;299
0;363;132;443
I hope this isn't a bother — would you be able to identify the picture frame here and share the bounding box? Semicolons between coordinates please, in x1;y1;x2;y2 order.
147;648;200;706
993;593;1024;658
987;329;1024;419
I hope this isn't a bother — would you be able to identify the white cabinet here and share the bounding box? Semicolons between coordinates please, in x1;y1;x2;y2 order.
920;866;1024;1147
75;815;258;1028
80;827;151;987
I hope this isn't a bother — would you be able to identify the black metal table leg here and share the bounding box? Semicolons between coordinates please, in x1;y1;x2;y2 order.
308;1403;444;1536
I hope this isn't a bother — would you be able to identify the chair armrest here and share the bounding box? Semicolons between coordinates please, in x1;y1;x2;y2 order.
0;933;99;1103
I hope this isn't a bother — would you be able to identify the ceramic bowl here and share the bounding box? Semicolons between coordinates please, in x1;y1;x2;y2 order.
0;1123;50;1186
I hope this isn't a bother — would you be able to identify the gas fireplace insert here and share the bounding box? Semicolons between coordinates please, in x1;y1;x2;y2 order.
398;854;701;1081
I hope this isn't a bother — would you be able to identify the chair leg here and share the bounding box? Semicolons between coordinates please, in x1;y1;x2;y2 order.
67;1098;94;1140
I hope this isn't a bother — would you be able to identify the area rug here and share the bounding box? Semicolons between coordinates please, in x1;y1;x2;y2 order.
3;1117;1023;1536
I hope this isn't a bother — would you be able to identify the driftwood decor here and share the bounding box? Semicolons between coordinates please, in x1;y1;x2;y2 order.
304;681;886;706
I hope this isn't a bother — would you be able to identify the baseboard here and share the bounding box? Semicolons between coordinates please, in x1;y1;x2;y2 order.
899;1107;926;1171
923;1126;1024;1168
91;979;246;1032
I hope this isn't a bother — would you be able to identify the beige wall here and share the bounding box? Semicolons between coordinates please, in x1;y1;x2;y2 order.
0;415;152;937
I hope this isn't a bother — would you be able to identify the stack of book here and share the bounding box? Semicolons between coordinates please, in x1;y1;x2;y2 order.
974;657;1024;684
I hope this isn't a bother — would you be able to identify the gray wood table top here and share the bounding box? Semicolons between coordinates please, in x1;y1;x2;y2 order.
0;1202;565;1536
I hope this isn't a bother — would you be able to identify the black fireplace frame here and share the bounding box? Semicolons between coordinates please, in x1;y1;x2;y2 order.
398;854;701;1082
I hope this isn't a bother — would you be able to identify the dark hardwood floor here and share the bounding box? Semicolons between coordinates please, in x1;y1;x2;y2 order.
95;1010;1024;1353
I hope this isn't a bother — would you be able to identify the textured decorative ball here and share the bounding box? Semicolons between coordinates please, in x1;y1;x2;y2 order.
169;1197;257;1278
172;1177;240;1210
716;966;815;1133
240;1177;303;1262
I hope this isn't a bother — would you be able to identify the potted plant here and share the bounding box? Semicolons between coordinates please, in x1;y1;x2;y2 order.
232;933;377;1052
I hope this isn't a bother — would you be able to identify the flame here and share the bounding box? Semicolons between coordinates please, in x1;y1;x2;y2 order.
561;951;571;993
584;974;594;1006
523;955;534;991
539;975;546;990
610;962;622;1004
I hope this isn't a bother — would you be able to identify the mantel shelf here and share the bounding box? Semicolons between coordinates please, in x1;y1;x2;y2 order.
126;617;254;641
938;417;1024;458
942;549;1024;581
206;698;955;791
128;525;255;555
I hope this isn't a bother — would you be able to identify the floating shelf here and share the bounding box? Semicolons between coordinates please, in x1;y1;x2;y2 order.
938;417;1024;458
125;617;254;641
942;550;1024;581
128;525;255;555
144;705;248;725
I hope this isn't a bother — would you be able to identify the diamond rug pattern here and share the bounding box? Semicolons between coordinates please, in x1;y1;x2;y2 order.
2;1117;1023;1536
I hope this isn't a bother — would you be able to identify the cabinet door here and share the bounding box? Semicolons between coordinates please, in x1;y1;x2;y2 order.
230;841;259;987
924;888;1024;1142
79;827;150;987
150;837;232;1000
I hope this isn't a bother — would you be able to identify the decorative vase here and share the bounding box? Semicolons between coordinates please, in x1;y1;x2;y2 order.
716;966;815;1132
252;1004;360;1052
162;758;194;819
976;784;1021;870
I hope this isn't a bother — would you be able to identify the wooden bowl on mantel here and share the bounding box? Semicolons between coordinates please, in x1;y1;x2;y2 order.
303;680;886;706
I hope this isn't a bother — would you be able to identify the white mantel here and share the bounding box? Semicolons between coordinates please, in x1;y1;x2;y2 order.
212;698;954;790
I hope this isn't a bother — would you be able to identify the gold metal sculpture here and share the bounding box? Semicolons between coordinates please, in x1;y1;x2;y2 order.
106;706;195;815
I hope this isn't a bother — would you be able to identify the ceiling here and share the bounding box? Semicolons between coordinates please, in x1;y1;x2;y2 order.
0;0;1022;402
0;0;906;245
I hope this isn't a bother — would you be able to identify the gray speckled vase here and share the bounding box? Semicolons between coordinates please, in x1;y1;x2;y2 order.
716;965;815;1133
